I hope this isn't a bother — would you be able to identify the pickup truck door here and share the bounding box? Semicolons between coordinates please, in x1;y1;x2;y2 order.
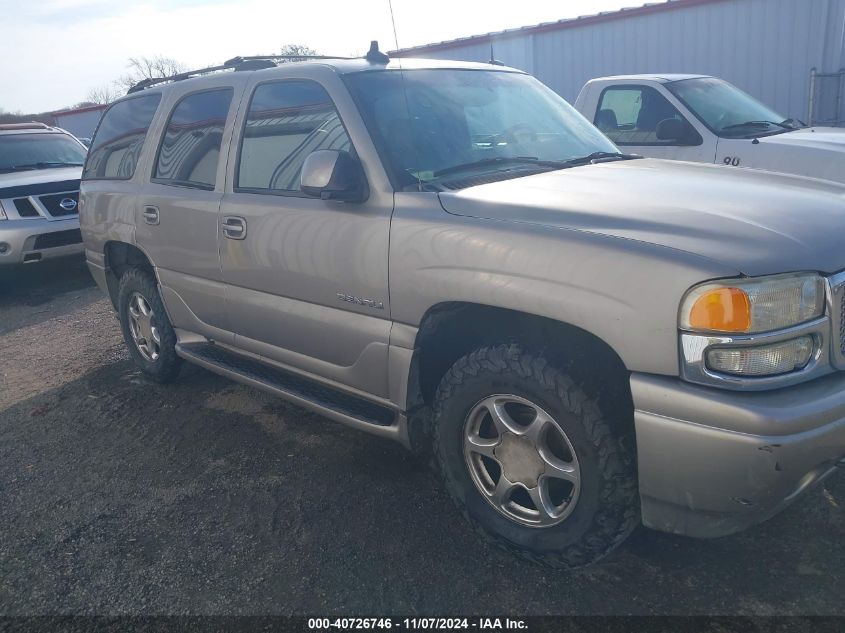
589;82;717;163
217;73;393;398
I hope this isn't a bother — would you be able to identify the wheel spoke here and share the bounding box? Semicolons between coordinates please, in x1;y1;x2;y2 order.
151;326;161;345
487;399;522;435
541;454;579;483
528;485;556;522
490;475;517;505
466;434;499;460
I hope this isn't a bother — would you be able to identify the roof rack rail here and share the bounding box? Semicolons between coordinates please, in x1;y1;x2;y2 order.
127;53;356;94
0;122;53;131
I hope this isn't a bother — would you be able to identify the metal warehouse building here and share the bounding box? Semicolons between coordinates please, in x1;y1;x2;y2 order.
393;0;845;126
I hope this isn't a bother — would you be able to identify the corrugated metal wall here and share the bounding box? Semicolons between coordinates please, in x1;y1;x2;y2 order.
406;0;845;123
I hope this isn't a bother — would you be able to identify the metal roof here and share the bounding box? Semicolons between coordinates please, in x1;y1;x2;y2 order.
390;0;731;56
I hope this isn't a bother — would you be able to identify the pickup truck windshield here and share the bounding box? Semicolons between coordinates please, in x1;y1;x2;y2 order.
0;133;86;173
666;77;793;138
345;69;619;189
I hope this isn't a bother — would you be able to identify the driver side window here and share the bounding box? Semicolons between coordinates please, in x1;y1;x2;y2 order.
595;86;689;146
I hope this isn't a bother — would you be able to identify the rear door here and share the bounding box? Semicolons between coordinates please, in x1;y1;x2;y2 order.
593;83;716;162
134;80;245;339
218;70;393;397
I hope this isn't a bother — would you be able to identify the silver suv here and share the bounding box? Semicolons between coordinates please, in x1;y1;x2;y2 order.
0;123;87;265
80;49;845;568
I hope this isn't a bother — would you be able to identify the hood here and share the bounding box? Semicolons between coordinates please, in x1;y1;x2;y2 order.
437;159;845;277
751;127;845;184
759;126;845;152
0;166;82;195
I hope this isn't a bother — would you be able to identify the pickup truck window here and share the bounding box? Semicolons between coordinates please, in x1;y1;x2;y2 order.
345;69;617;190
83;93;161;181
236;80;351;193
153;88;233;190
666;77;789;137
595;85;687;146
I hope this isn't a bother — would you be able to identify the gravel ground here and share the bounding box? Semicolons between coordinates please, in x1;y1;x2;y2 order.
0;259;843;616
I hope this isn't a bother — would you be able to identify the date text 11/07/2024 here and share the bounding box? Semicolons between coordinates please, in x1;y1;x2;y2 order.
307;618;528;630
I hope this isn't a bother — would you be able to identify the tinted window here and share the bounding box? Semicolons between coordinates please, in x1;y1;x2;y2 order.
237;81;351;192
0;134;86;173
154;88;233;189
83;94;161;180
595;86;686;145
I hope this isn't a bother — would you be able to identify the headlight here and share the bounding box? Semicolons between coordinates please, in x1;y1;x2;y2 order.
0;201;7;221
680;273;824;334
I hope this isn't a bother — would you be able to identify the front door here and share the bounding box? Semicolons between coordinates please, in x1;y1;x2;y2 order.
218;77;393;397
593;83;716;163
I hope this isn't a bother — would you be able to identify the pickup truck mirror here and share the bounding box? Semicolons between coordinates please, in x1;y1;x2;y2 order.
300;150;367;202
656;118;701;146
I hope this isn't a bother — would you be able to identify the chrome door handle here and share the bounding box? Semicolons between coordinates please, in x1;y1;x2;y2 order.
222;215;247;240
142;206;159;225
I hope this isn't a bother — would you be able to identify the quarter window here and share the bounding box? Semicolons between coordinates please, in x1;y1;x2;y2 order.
237;80;351;192
595;86;687;145
83;93;161;180
153;88;233;189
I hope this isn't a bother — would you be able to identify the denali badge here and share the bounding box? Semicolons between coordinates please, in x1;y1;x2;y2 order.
337;293;384;310
59;198;77;211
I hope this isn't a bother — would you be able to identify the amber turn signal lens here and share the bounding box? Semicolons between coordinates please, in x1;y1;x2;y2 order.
687;287;752;333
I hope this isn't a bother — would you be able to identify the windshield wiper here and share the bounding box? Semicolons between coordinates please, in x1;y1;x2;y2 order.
721;120;791;132
1;161;84;172
561;151;642;166
432;156;551;178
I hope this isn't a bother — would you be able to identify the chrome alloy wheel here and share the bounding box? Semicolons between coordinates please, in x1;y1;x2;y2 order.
463;395;581;528
127;292;161;362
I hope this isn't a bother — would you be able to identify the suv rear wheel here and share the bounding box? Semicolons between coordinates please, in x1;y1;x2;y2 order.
117;268;182;383
433;343;638;568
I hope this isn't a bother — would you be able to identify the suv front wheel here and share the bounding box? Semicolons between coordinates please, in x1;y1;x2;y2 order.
433;344;638;568
117;268;182;383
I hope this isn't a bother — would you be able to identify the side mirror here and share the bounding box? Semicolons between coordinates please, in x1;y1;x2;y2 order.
300;150;366;202
656;118;701;146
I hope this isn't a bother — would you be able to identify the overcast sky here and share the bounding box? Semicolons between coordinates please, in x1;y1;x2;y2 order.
0;0;640;113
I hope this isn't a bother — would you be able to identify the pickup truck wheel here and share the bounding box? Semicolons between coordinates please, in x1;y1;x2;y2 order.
117;268;182;383
433;344;638;568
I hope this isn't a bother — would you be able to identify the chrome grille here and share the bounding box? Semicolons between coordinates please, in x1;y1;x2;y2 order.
840;290;845;355
828;271;845;368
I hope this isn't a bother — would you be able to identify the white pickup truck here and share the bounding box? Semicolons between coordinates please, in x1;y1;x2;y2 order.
574;74;845;183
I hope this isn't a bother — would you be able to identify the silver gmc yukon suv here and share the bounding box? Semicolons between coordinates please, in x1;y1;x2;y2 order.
80;49;845;568
0;123;87;266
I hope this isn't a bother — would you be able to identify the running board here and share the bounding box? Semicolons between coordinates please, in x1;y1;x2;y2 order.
176;342;408;445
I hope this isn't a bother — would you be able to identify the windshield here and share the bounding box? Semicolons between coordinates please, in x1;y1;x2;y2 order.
345;69;619;189
666;77;790;137
0;133;86;173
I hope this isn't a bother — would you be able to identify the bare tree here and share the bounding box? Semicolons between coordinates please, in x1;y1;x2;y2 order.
115;55;187;91
278;44;319;62
86;84;120;105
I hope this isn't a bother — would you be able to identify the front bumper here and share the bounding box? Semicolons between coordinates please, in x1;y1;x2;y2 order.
0;217;83;265
632;372;845;538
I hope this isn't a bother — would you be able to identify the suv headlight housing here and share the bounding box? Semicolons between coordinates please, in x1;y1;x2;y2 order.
680;273;824;334
679;273;826;384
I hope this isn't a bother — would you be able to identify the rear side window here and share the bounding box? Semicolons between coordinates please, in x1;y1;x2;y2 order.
237;80;351;193
83;94;161;180
153;88;234;190
595;86;686;145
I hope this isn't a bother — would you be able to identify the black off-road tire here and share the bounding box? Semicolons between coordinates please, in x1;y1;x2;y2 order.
117;267;182;383
433;343;639;569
